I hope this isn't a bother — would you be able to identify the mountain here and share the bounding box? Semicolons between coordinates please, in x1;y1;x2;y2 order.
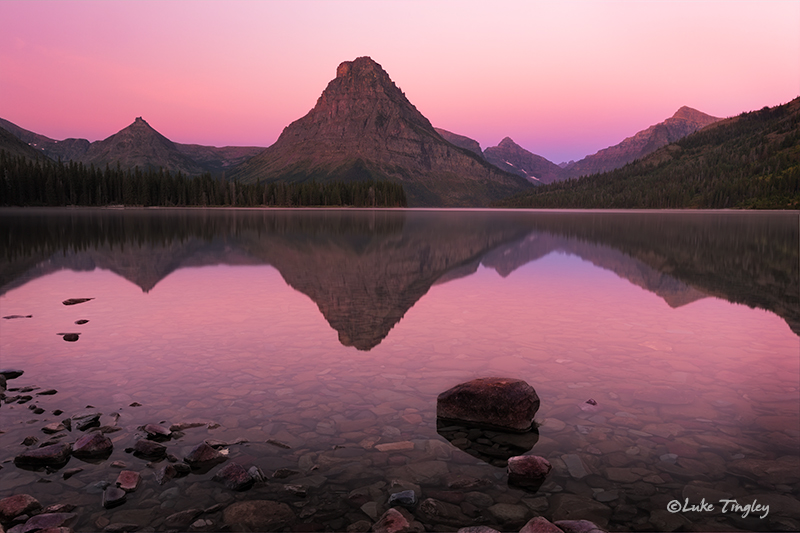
434;128;484;158
173;143;264;175
483;137;565;184
495;97;800;209
80;117;205;175
563;106;721;178
0;117;264;176
0;125;50;161
230;57;532;207
0;117;91;162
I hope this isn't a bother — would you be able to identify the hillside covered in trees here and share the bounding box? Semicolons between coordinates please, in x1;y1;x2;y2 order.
0;152;407;208
494;98;800;209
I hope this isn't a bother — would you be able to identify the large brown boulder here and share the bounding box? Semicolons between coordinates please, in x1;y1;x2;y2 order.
437;378;540;432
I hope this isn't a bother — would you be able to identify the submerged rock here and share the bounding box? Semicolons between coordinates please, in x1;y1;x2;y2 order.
508;455;552;488
102;487;127;509
437;377;540;432
184;442;224;465
212;463;254;491
222;500;295;531
16;512;77;531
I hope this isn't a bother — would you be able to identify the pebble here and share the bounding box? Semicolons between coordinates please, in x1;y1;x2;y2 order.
102;487;127;509
115;471;141;492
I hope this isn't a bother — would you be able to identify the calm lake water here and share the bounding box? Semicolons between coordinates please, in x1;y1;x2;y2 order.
1;208;798;533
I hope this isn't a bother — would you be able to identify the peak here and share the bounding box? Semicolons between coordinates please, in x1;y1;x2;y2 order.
134;117;147;124
671;106;708;121
499;137;518;147
336;56;387;79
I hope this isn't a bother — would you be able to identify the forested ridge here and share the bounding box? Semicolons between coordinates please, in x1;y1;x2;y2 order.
494;98;800;209
0;152;407;208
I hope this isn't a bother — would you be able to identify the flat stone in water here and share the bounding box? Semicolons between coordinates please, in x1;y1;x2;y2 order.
62;468;83;480
561;454;590;479
75;319;89;325
14;443;72;466
143;423;172;440
0;369;24;380
61;333;80;342
35;389;57;396
116;470;141;492
62;298;93;305
388;489;416;507
17;512;77;531
42;423;66;434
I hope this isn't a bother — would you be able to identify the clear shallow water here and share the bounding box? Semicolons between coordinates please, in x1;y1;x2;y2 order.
0;208;798;532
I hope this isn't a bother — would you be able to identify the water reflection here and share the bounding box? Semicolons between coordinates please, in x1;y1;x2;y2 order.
1;208;797;347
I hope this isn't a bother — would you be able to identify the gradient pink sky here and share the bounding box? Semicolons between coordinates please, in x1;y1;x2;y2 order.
1;1;798;163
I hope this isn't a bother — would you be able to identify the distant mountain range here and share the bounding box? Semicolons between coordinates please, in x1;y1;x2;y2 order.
0;116;263;177
0;55;751;206
495;97;800;209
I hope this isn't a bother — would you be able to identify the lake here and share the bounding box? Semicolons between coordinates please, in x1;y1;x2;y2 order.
0;208;798;533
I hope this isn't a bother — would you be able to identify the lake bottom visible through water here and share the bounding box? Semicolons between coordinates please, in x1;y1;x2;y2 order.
0;209;798;533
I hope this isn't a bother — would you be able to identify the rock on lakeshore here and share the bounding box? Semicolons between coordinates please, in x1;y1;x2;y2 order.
437;377;540;432
212;462;254;491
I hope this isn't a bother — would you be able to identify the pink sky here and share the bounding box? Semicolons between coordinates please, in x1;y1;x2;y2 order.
1;1;798;163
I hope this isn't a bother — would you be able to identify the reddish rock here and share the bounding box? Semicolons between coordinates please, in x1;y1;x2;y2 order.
18;512;77;531
508;455;551;478
437;378;540;432
520;517;563;533
554;520;607;533
14;443;72;466
212;463;253;491
72;433;112;458
372;508;409;533
142;423;171;440
0;494;41;522
115;471;141;492
184;442;223;465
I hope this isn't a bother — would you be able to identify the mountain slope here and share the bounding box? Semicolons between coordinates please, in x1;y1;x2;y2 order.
483;137;565;184
434;128;485;158
495;98;800;209
80;117;205;175
0;118;91;161
230;57;532;207
0;125;51;161
563;106;721;178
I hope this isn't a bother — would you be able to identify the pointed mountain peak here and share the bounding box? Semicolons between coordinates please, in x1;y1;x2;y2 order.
671;106;717;122
499;137;519;148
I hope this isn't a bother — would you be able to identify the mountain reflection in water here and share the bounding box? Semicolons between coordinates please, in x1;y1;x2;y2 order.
1;208;797;348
